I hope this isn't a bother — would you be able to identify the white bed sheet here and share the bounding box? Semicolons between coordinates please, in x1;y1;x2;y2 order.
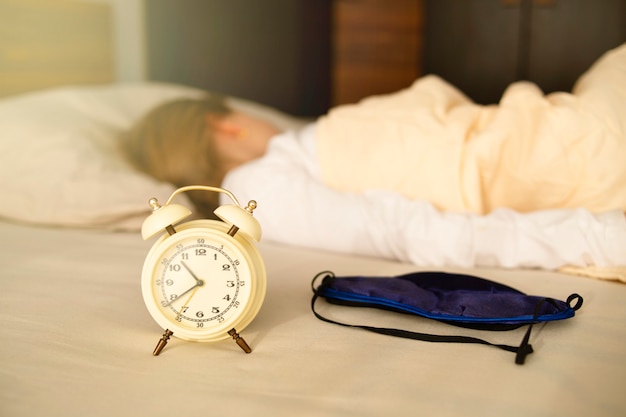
1;219;625;417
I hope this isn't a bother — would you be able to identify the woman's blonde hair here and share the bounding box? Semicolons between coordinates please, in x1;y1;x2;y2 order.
123;95;231;217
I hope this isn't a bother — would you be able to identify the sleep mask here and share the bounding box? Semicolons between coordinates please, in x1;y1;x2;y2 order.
311;271;583;365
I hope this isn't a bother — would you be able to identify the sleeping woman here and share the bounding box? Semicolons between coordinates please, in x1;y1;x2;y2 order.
124;43;626;275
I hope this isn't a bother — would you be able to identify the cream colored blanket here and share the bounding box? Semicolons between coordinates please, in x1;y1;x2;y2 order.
317;44;626;215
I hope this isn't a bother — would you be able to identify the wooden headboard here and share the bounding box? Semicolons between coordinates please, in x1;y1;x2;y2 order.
0;0;114;98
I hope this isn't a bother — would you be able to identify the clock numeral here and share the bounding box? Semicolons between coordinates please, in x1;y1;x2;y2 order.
217;316;225;323
195;248;206;256
169;264;181;272
181;253;189;260
196;322;204;328
223;294;231;301
176;244;184;251
197;238;205;244
161;296;179;307
226;281;235;287
212;307;220;314
233;301;240;309
222;264;231;271
165;279;174;286
196;311;204;318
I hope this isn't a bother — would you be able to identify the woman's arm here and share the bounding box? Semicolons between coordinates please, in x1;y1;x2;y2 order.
363;192;626;269
222;153;626;270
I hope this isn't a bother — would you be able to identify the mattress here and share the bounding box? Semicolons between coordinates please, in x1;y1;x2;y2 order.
1;219;625;417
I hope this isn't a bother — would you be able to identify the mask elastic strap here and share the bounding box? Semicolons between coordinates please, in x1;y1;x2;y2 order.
514;294;583;364
311;272;536;365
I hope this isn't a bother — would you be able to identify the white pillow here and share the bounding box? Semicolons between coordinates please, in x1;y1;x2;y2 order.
0;82;305;230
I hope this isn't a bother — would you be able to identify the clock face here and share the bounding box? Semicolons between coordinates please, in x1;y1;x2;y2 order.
142;224;264;342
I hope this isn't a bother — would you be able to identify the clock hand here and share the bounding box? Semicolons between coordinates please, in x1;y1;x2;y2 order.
181;261;202;283
162;279;204;308
175;285;201;322
162;261;206;308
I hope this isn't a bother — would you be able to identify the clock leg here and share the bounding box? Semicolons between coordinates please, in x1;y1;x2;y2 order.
228;328;252;353
153;329;174;356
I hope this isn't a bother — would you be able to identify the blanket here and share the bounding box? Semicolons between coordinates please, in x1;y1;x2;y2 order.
317;43;626;214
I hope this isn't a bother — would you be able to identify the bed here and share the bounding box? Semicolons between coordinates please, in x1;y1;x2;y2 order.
1;2;625;417
1;79;625;417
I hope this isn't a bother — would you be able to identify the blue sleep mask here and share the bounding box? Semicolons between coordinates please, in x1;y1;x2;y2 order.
311;271;583;365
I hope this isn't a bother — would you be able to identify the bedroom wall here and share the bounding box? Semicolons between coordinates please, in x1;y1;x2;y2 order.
0;0;148;96
79;0;146;82
425;0;626;104
140;0;626;112
0;0;116;97
4;1;623;107
143;0;332;117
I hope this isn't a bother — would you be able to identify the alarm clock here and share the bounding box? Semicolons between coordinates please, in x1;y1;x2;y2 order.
140;185;266;356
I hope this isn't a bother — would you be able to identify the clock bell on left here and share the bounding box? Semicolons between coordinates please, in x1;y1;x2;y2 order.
139;185;267;355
